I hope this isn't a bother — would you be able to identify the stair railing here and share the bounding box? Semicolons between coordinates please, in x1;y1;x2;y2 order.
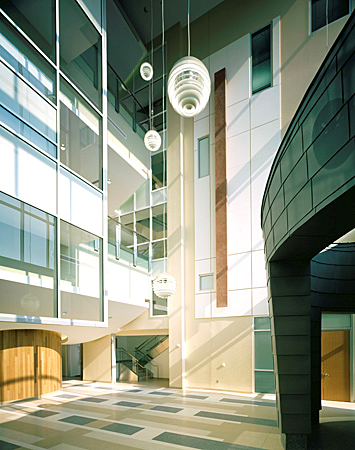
116;347;149;380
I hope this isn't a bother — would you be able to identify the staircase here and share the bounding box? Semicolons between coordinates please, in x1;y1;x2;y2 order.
135;335;169;367
116;347;153;382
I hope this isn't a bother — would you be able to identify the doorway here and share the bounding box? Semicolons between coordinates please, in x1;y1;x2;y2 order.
321;329;351;401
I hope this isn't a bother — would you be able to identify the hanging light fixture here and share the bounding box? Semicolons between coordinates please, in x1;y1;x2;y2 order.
144;0;161;152
140;62;153;81
144;129;161;151
153;0;176;300
167;0;211;118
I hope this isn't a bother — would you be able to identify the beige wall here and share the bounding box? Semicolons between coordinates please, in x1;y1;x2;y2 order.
118;309;168;335
83;335;112;382
181;0;350;135
151;349;169;379
166;0;351;393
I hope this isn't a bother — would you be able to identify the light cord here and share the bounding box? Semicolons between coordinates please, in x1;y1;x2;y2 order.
162;0;166;273
187;0;191;56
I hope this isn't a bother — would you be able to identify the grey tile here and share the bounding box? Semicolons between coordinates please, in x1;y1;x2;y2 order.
55;394;80;399
59;415;95;425
182;394;208;400
125;389;143;393
151;406;182;413
114;401;143;407
28;410;59;418
101;422;144;435
148;391;172;396
153;431;264;449
77;397;107;403
220;398;275;407
0;441;21;450
194;411;277;427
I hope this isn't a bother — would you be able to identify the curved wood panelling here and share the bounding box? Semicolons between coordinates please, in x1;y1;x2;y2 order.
0;329;62;403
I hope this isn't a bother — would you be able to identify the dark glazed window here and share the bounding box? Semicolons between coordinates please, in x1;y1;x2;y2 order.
251;24;272;94
1;0;55;61
59;0;102;109
151;151;166;190
311;0;349;33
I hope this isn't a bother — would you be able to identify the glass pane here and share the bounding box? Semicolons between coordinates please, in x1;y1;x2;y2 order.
152;259;165;277
254;317;271;330
0;191;56;317
152;187;167;205
152;240;166;259
60;221;102;321
121;213;134;230
198;136;210;178
312;0;326;32
255;331;274;370
137;243;149;269
252;24;271;94
152;290;168;316
321;314;351;329
0;106;56;158
136;179;150;210
0;16;56;102
255;371;275;393
152;204;167;240
120;195;134;214
1;0;55;61
60;78;102;187
328;0;349;24
60;0;102;109
200;274;214;290
0;61;56;142
136;209;150;240
151;151;166;190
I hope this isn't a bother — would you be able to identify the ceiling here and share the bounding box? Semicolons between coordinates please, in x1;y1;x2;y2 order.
117;0;225;46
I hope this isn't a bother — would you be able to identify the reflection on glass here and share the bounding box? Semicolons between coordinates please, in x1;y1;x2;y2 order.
0;106;57;158
60;78;102;187
60;221;102;321
60;0;102;108
311;0;349;32
151;150;166;190
198;136;210;178
255;371;275;393
152;290;168;316
0;16;56;102
0;191;56;317
136;179;150;210
152;240;166;259
255;331;274;370
0;61;57;142
252;24;271;94
254;316;271;330
136;209;150;240
1;0;55;61
152;204;166;240
120;195;134;214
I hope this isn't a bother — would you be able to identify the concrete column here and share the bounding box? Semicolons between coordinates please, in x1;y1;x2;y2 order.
267;260;312;450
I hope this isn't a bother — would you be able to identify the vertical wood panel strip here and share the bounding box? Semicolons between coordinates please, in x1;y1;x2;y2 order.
215;68;228;307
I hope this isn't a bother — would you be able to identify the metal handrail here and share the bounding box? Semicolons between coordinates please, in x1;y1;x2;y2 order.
116;347;150;380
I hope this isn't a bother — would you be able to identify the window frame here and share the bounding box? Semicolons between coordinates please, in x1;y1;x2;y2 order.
310;0;351;34
251;23;273;95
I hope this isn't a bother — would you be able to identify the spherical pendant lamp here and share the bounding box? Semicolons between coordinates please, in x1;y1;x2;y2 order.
153;273;176;299
168;56;211;118
140;62;153;81
144;129;161;152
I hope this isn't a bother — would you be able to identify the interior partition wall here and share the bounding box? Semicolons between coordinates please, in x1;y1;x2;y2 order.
0;0;107;326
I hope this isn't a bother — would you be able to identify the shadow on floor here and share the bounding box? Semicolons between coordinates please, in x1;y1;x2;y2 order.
309;421;355;449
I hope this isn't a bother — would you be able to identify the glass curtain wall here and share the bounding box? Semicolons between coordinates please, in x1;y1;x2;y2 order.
254;317;275;393
0;0;104;322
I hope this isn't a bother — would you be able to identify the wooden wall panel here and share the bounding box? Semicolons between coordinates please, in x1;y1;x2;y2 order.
215;68;228;307
0;330;62;403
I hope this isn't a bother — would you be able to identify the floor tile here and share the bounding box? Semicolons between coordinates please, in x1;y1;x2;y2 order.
101;422;144;435
28;410;59;418
114;401;143;408
194;411;277;427
0;441;21;450
150;406;183;414
77;397;107;403
59;415;96;426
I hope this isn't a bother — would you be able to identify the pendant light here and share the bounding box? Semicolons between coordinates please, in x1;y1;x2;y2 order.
167;0;211;118
153;0;176;300
144;0;161;152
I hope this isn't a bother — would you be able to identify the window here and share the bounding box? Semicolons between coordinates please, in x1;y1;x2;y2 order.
251;24;272;94
254;317;275;393
199;274;214;291
1;0;56;61
198;136;210;178
60;221;102;321
59;0;102;109
0;192;56;317
311;0;349;33
151;150;166;190
60;78;102;188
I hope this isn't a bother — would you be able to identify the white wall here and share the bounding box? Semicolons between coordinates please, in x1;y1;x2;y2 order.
194;17;281;319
